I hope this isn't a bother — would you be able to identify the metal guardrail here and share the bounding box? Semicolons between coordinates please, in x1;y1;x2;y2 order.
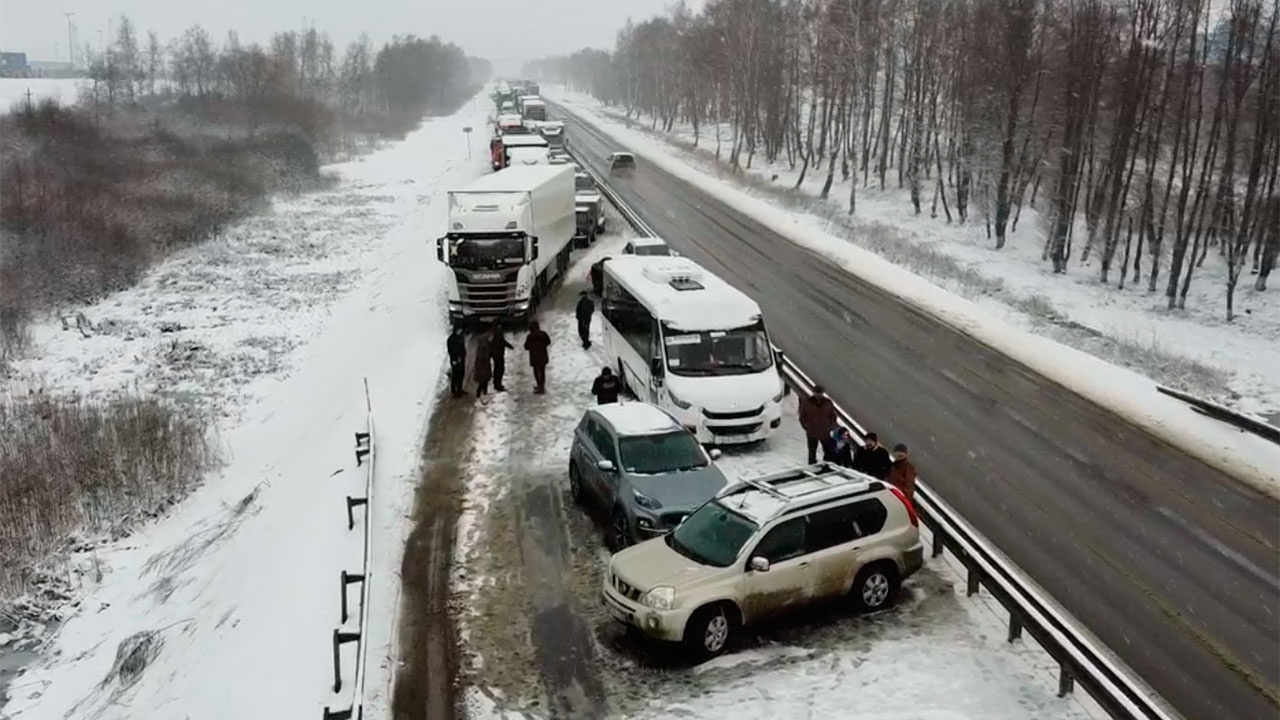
572;141;1183;720
323;379;376;719
1156;385;1280;445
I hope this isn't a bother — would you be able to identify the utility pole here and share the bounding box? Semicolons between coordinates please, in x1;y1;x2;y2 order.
63;12;76;68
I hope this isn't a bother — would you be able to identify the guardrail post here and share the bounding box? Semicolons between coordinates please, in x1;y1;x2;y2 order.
1007;612;1023;642
965;562;981;597
332;628;361;693
346;496;368;531
1057;665;1075;697
340;571;366;624
322;707;354;720
930;528;944;558
355;431;371;465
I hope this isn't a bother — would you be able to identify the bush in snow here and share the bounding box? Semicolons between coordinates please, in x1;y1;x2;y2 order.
0;393;217;605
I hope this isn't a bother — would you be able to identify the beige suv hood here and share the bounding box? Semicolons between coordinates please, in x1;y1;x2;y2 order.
612;537;718;591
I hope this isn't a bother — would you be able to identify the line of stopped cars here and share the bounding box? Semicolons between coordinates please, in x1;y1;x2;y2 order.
568;253;924;660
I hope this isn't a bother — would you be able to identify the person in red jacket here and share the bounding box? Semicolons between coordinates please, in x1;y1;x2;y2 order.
886;443;918;502
798;385;838;464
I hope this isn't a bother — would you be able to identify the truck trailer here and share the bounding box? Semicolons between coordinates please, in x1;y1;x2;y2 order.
438;165;576;326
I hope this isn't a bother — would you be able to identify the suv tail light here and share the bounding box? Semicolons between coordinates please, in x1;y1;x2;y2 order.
888;485;918;527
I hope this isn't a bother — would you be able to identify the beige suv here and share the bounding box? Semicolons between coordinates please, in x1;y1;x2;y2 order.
600;463;924;658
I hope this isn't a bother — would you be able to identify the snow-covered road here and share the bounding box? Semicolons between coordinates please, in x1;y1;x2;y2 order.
445;229;1102;720
3;93;491;719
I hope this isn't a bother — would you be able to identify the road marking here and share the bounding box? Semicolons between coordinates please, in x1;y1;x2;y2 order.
1157;505;1280;593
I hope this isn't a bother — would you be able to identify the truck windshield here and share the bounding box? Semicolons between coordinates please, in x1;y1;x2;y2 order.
448;235;525;268
662;321;773;376
525;107;546;121
575;175;596;192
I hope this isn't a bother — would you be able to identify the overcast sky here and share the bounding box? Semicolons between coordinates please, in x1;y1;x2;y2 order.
1;0;691;71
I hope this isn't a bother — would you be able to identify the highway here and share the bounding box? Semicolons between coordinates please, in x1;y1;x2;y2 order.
550;100;1280;720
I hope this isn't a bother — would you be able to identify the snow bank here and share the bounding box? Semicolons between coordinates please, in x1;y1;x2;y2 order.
2;96;490;719
547;92;1280;500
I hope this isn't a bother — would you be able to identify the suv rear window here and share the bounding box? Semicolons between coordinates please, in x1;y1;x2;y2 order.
805;499;888;552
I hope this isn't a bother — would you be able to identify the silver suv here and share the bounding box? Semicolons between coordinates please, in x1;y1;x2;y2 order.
569;403;728;549
600;463;923;658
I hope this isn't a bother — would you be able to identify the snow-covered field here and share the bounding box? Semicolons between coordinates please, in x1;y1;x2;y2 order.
0;78;84;110
1;92;491;719
546;89;1280;499
452;231;1103;719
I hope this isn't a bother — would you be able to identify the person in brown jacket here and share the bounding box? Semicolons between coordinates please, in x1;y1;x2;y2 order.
524;321;551;394
798;385;838;464
886;443;918;502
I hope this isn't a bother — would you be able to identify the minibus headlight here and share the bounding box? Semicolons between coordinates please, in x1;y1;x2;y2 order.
668;391;692;410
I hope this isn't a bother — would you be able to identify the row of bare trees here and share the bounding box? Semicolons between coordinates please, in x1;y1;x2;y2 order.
81;18;490;139
528;0;1279;319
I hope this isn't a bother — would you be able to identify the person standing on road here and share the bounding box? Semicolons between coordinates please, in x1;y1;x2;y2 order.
886;443;918;502
852;432;892;480
829;426;855;467
591;366;621;404
489;325;514;392
799;385;838;464
447;326;467;398
576;291;595;349
473;331;493;398
524;321;552;394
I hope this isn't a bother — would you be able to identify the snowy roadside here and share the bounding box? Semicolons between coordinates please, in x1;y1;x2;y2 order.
547;88;1280;422
546;89;1280;500
1;93;491;719
450;231;1102;720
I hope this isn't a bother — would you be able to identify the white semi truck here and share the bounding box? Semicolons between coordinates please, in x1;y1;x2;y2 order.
437;165;576;327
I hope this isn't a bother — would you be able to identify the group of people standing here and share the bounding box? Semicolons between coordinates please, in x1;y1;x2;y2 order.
444;291;603;400
447;321;552;398
799;384;918;502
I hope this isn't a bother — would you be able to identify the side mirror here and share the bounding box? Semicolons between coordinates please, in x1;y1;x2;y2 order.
529;237;540;262
436;237;446;263
596;459;616;472
650;357;664;378
749;557;770;573
709;448;722;460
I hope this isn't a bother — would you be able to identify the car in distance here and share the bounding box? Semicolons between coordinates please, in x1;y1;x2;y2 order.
609;151;636;176
601;463;923;658
622;237;676;257
569;402;727;549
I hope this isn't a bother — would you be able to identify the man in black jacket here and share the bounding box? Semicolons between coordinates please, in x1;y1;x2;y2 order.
488;325;514;392
446;326;467;397
852;432;893;480
576;291;595;349
591;367;621;404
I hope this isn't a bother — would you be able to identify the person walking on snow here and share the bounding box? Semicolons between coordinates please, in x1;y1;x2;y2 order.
852;432;892;480
524;321;552;394
489;325;514;392
447;326;467;397
886;443;918;502
472;331;493;398
576;291;595;349
798;385;838;464
591;366;621;405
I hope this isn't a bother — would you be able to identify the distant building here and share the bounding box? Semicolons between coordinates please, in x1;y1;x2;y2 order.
1;52;29;77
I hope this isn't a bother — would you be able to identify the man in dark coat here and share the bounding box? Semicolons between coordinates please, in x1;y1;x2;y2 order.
798;385;838;464
852;432;893;480
591;366;621;404
886;443;918;502
473;332;492;398
446;326;467;397
489;325;514;392
524;321;552;394
575;291;595;349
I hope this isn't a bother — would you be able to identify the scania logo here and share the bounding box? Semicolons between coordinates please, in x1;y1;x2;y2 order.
471;272;501;281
